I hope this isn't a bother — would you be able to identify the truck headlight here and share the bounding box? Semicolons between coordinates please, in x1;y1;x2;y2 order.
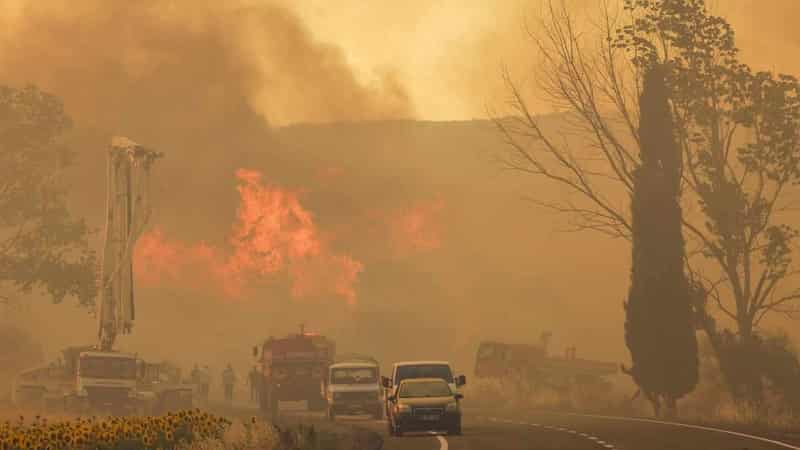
445;402;459;412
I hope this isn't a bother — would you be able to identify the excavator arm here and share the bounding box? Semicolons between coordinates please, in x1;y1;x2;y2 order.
97;137;163;351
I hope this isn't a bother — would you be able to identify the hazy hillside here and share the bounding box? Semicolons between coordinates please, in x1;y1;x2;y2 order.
16;118;627;378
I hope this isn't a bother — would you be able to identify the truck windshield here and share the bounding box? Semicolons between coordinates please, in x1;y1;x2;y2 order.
79;357;137;379
399;380;452;398
331;367;377;384
396;364;453;384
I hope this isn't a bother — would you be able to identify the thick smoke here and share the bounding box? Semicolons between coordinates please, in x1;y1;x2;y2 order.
0;0;413;130
0;0;417;371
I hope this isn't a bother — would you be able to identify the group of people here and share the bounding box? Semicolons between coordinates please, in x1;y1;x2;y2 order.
188;363;261;405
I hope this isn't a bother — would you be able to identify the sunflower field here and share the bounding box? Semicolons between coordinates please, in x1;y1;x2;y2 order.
0;409;232;450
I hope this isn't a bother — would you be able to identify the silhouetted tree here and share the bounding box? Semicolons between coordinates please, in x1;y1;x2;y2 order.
623;65;698;417
0;85;96;308
494;0;800;410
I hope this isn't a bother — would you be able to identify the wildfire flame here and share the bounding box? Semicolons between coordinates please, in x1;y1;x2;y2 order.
133;169;363;305
389;195;445;256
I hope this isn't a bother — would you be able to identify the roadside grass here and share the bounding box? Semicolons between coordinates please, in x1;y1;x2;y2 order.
462;376;800;433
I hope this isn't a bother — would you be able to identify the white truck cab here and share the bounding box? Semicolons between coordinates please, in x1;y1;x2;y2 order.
73;350;139;414
326;359;383;421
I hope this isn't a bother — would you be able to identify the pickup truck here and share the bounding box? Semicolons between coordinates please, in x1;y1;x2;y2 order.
381;361;466;418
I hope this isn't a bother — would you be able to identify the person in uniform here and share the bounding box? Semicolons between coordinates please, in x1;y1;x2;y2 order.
248;366;261;402
199;366;211;402
222;364;236;403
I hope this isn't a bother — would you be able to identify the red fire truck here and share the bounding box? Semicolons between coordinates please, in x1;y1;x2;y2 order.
252;325;335;417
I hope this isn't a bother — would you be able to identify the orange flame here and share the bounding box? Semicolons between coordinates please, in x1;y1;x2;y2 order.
388;195;445;256
133;169;363;304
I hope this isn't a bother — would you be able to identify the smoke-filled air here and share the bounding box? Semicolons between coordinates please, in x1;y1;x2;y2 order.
2;1;800;449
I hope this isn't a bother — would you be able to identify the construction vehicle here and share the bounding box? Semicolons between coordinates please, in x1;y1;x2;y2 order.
11;346;93;412
253;325;336;418
136;360;194;415
63;137;164;415
11;137;174;416
473;335;617;404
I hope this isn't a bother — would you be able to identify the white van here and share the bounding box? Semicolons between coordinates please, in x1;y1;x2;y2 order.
326;360;382;420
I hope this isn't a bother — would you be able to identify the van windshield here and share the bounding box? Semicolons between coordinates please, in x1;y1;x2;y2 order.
79;356;137;380
331;367;377;384
396;364;453;384
399;380;452;398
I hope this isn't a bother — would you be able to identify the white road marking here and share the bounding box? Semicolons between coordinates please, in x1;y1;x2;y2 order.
488;416;617;449
546;411;800;450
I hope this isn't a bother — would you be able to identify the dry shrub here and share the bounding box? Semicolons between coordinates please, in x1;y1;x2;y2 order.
676;336;800;428
463;374;636;415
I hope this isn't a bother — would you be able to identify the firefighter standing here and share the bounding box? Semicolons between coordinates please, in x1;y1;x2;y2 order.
222;364;236;403
248;366;261;403
190;364;207;402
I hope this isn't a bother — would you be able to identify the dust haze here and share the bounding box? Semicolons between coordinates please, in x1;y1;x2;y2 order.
1;0;798;412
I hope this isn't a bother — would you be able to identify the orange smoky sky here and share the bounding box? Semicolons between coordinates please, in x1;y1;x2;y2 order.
271;0;800;121
0;0;796;123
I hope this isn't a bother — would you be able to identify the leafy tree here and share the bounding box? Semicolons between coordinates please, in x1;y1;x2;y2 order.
623;64;698;417
0;85;96;308
494;0;800;409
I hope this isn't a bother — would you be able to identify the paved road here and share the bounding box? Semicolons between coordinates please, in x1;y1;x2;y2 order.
218;401;800;450
325;410;800;450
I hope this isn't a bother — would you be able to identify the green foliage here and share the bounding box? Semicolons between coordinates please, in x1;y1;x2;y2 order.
624;64;698;412
0;85;96;306
615;0;800;407
713;330;800;414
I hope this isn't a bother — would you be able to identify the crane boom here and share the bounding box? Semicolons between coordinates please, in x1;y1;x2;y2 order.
97;137;163;351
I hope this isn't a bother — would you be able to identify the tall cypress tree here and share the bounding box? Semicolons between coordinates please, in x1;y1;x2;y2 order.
623;64;698;417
